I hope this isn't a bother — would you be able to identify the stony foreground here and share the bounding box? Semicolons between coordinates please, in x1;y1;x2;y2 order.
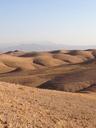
0;82;96;128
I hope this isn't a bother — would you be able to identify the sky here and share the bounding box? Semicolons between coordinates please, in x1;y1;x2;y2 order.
0;0;96;45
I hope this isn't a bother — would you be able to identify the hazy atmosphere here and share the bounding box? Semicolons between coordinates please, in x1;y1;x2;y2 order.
0;0;96;45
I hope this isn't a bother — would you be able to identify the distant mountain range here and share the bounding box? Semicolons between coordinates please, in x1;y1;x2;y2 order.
0;42;96;52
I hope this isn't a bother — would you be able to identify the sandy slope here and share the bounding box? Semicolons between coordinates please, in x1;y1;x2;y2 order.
0;49;96;92
0;82;95;128
0;54;35;70
39;67;96;92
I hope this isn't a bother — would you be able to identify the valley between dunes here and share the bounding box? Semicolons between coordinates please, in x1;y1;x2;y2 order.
0;49;96;127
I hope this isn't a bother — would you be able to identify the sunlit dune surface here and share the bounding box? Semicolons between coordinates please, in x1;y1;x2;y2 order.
0;54;35;70
33;55;65;66
0;49;96;93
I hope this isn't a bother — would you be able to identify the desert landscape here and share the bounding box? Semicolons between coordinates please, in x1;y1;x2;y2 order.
1;0;96;127
0;49;96;127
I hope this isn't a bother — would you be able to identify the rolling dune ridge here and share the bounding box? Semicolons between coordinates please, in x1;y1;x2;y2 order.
0;49;96;127
0;49;96;93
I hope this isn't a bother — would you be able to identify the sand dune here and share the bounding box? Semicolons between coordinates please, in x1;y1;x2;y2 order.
39;68;96;92
0;54;35;70
0;49;96;93
0;62;16;73
20;51;52;57
3;49;96;68
33;55;65;67
70;50;94;59
53;53;85;64
0;49;96;128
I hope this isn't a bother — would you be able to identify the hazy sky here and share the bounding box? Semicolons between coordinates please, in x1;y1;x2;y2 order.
0;0;96;45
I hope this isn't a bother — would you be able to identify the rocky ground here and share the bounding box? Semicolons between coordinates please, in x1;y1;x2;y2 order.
0;82;96;128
